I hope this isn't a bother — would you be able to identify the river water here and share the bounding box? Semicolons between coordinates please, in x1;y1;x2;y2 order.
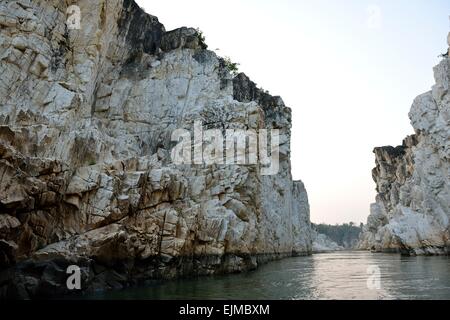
89;251;450;300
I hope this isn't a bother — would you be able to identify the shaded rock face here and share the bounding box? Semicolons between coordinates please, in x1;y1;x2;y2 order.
0;0;312;298
359;35;450;255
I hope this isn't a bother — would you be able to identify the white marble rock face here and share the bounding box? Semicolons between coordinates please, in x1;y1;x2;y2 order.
312;230;343;253
0;0;312;297
359;39;450;255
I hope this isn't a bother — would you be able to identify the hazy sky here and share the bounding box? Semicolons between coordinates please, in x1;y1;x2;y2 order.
136;0;449;224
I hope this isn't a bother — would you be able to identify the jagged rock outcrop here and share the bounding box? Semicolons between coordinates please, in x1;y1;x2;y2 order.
0;0;312;298
359;34;450;255
312;231;343;253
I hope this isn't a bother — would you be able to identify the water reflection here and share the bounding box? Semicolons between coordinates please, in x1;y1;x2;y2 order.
87;252;450;300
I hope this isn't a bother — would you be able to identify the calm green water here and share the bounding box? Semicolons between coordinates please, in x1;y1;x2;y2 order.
88;251;450;300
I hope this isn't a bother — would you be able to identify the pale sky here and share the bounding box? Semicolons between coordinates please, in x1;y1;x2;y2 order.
136;0;449;224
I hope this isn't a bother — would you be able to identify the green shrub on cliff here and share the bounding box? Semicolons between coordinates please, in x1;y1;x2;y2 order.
223;56;240;76
195;28;208;49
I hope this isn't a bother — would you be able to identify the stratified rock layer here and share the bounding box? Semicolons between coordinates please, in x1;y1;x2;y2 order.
0;0;312;298
359;35;450;255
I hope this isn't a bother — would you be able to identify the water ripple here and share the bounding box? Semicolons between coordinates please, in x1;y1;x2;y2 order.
87;251;450;300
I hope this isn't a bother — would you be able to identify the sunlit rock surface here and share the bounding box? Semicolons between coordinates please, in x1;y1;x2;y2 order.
312;230;343;253
0;0;312;298
359;34;450;255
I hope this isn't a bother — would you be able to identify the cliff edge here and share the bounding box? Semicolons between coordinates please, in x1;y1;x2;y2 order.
359;34;450;255
0;0;313;298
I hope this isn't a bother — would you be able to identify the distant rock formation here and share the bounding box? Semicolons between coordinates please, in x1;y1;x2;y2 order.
312;223;362;249
0;0;312;298
359;33;450;255
312;230;343;253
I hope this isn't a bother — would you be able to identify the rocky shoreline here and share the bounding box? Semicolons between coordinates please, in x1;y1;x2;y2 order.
4;252;310;299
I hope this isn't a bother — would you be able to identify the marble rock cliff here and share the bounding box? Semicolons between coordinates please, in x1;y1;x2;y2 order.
359;34;450;255
0;0;312;297
312;230;343;253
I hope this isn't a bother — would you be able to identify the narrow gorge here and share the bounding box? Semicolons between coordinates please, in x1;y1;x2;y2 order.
1;0;449;302
0;0;313;298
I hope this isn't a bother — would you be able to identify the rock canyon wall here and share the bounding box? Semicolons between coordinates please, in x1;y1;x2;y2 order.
0;0;312;298
359;35;450;255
